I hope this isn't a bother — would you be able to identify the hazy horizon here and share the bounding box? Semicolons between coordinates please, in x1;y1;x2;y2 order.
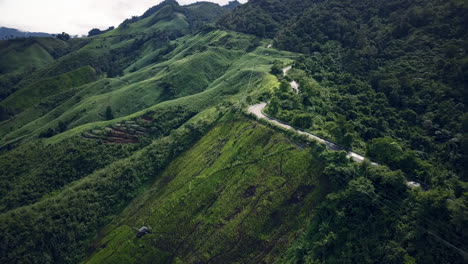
0;0;247;36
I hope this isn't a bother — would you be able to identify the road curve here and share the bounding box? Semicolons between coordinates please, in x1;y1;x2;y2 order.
251;65;425;187
248;103;377;165
282;66;292;76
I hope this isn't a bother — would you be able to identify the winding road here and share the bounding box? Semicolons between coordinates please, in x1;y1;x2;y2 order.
250;65;375;164
248;65;424;188
282;66;300;93
248;103;376;165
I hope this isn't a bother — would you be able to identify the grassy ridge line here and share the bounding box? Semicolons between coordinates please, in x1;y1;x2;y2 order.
0;78;127;143
0;37;92;91
0;78;129;139
0;66;97;111
0;38;66;74
0;38;301;262
0;0;187;98
0;31;233;145
0;32;296;147
0;0;229;106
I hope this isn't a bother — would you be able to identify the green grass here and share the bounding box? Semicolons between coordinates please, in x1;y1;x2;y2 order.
2;2;190;83
84;118;328;263
0;66;97;111
0;8;311;263
104;6;189;37
0;38;67;74
153;13;189;32
0;78;124;141
0;30;296;147
0;102;225;263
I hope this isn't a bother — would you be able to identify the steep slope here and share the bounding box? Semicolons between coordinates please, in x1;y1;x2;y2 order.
0;30;286;147
219;0;316;38
220;0;468;262
0;66;97;111
0;37;89;118
0;108;220;263
0;38;60;74
0;17;298;263
84;118;328;263
0;0;229;119
0;36;89;76
0;0;254;146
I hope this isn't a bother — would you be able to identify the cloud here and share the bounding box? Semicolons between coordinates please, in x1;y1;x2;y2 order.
0;0;246;36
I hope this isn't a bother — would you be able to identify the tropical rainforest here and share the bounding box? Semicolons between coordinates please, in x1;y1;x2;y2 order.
0;0;466;263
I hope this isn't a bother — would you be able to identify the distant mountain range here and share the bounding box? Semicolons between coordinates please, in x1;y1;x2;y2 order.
0;27;52;40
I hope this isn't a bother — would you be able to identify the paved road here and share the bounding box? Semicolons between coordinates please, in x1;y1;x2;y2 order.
282;66;292;76
290;80;299;93
248;103;377;165
282;66;300;94
248;102;425;188
252;66;422;188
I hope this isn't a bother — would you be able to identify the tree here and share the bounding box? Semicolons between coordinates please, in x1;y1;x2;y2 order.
161;82;176;98
341;133;354;149
331;116;355;148
462;113;468;133
279;80;291;93
367;137;403;165
58;121;67;133
56;32;70;41
105;106;114;120
292;113;313;129
270;61;283;76
267;98;281;115
300;77;321;97
88;28;102;37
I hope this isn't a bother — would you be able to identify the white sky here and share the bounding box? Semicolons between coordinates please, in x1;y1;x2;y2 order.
0;0;247;36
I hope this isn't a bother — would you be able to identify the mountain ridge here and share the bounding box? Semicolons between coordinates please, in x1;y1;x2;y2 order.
0;26;52;40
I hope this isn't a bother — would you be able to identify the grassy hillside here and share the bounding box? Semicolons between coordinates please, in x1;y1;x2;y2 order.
0;0;269;144
0;37;86;103
84;118;328;264
0;107;221;263
0;38;67;74
0;19;298;263
0;0;229;120
0;66;97;111
0;30;295;148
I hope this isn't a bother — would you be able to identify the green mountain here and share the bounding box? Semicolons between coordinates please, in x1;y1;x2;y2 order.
0;0;466;263
0;27;52;40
